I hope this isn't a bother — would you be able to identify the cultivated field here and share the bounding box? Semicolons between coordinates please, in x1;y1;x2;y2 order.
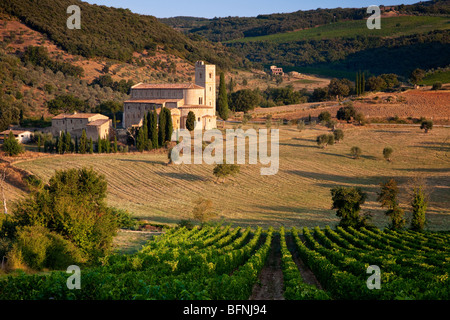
10;124;450;231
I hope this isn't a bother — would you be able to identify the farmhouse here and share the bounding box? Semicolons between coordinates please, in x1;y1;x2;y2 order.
270;65;284;76
51;113;111;141
0;129;32;144
123;61;217;131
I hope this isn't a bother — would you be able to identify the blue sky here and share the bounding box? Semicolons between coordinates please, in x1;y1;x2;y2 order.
84;0;422;18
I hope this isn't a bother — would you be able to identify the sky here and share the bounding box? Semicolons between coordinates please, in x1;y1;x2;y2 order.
83;0;423;18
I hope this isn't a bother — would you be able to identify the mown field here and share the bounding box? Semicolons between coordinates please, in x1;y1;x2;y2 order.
0;225;448;300
229;16;450;43
12;125;450;231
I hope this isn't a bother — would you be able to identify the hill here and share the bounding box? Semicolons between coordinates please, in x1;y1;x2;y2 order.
0;0;246;70
161;1;450;79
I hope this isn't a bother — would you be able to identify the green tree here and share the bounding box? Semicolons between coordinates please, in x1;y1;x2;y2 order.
377;179;405;229
186;111;196;132
410;186;428;231
192;198;216;225
79;129;87;154
410;68;425;85
149;109;159;148
230;89;261;113
217;72;230;120
2;131;24;156
432;82;442;90
213;163;240;182
136;127;146;152
316;134;329;148
88;138;94;154
97;137;102;153
336;103;356;122
64;132;73;153
142;114;149;149
158;107;167;146
113;136;118;153
57;132;64;154
350;146;362;159
420;119;433;133
331;186;368;228
333;129;344;143
12;168;118;261
318;111;331;123
328;78;351;100
383;147;393;161
164;107;174;144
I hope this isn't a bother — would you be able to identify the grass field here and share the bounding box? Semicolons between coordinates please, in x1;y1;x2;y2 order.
421;70;450;86
229;16;450;43
12;125;450;230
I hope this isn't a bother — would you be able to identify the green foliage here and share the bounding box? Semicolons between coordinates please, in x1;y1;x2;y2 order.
2;131;24;156
432;81;442;90
331;187;369;228
158;107;167;145
217;72;230;120
318;111;331;123
213;163;240;182
230;89;261;113
420;119;433;133
0;0;244;70
192;198;216;225
136;127;146;152
411;187;428;231
91;75;134;94
410;68;426;85
333;129;344;143
328;78;352;99
383;147;394;161
22;46;84;78
186;111;196;132
350;146;362;159
163;108;174;143
9;225;85;270
12;168;117;261
148;109;158;149
79;130;87;154
377;179;406;229
47;95;87;115
336;103;356;122
108;208;138;230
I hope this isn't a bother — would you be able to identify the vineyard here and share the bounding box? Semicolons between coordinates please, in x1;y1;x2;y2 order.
0;225;449;300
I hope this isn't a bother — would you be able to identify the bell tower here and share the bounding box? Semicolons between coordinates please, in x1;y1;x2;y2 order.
195;61;216;112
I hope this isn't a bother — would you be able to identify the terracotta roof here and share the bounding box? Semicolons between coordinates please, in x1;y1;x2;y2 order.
125;99;183;104
0;129;32;135
86;119;110;127
52;113;108;120
132;83;204;90
178;105;215;109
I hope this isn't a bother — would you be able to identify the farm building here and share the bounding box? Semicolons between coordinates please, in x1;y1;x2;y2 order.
51;113;111;141
270;65;284;76
0;129;33;144
123;61;217;131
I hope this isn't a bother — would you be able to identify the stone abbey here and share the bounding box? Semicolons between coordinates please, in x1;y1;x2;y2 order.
123;61;217;131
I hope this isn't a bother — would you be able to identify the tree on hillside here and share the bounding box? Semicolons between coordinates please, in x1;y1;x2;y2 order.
136;127;146;152
410;186;428;231
217;72;230;120
383;147;394;161
213;163;240;182
377;179;406;229
230;89;261;113
410;68;425;85
192;198;216;226
2;131;24;157
333;129;344;143
186;111;196;132
12;168;118;264
336;103;356;123
420;119;433;133
328;78;351;100
47;95;87;115
331;186;369;228
318;111;331;123
350;146;362;159
148;109;159;148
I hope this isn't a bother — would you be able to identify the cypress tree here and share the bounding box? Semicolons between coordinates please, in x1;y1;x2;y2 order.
217;72;230;120
97;137;102;153
79;129;87;154
113;136;118;153
355;72;360;96
158;107;166;147
150;109;158;148
37;135;42;152
186;111;196;131
75;136;79;153
64;131;72;153
142;114;149;149
361;72;365;94
136;127;146;152
88;138;93;154
57;132;64;154
164;107;173;143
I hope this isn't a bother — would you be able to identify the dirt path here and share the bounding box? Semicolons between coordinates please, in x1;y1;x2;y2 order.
249;233;285;300
285;233;323;289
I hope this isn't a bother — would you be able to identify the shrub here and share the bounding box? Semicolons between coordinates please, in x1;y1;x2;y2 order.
2;131;24;156
192;198;216;225
432;82;442;90
316;134;329;148
410;186;428;231
333;129;344;143
331;187;369;228
420;119;433;133
350;146;362;159
213;163;240;182
383;147;394;161
318;111;331;123
109;208;138;230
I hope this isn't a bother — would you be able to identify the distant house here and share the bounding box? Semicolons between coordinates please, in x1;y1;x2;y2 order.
270;65;284;76
0;129;32;144
51;113;111;141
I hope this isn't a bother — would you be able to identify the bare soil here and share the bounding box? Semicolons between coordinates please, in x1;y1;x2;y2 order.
249;233;285;300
